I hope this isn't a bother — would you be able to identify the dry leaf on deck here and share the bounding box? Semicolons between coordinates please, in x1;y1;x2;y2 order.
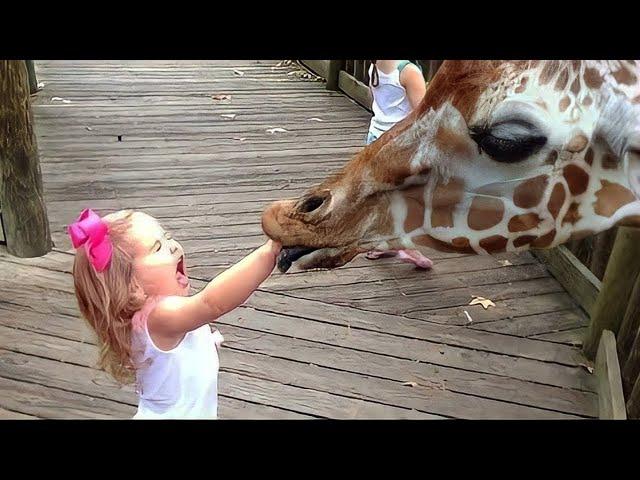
85;126;93;131
266;127;288;134
463;310;473;323
37;82;45;88
233;69;245;76
499;260;513;266
469;295;496;309
307;117;324;122
402;382;418;387
233;137;247;142
212;94;231;101
220;114;236;120
51;96;71;103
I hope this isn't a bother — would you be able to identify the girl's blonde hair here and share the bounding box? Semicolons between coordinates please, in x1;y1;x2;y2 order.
72;209;145;384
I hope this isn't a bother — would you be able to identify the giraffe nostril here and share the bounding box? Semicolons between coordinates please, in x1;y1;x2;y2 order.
170;246;178;254
299;195;326;214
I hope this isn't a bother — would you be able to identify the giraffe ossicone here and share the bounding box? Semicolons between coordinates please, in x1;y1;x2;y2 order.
262;61;640;272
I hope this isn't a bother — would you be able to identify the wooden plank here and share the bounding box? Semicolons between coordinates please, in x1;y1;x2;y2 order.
299;60;330;80
627;374;640;419
617;271;640;368
584;227;640;359
594;330;627;419
530;327;588;346
0;375;135;419
0;407;38;419
338;70;373;110
621;326;640;397
0;322;593;418
533;245;601;315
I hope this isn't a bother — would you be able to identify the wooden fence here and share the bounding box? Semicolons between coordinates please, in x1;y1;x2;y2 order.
300;60;443;110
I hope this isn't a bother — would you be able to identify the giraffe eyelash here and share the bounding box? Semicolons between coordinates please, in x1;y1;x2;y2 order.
470;125;547;163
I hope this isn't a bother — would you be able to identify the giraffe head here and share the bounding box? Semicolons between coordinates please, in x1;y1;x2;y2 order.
262;61;640;271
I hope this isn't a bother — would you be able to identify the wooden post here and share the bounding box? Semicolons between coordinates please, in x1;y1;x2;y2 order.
627;373;640;419
595;330;627;419
326;60;343;91
617;271;640;369
583;227;640;359
622;327;640;398
0;60;52;257
24;61;39;94
589;228;617;280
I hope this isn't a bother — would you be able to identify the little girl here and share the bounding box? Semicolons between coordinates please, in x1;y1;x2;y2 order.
69;208;281;419
364;59;433;270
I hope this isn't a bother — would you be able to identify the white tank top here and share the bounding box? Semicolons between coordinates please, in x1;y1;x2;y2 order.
130;296;223;419
368;61;416;137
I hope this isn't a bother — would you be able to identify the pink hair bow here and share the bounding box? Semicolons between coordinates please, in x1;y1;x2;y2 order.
67;209;113;272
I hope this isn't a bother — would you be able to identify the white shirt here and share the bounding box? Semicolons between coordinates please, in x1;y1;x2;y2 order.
368;62;415;137
130;296;223;419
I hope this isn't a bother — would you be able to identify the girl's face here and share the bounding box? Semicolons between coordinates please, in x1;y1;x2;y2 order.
128;212;190;297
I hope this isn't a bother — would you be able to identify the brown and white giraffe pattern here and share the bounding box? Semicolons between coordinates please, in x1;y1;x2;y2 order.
367;61;640;256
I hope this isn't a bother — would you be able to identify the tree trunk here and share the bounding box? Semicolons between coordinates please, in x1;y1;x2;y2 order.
0;60;52;257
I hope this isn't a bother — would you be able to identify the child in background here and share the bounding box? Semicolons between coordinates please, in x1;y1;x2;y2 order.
69;208;281;419
365;60;433;269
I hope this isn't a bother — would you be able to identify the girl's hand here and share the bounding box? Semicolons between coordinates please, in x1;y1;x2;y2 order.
265;239;282;258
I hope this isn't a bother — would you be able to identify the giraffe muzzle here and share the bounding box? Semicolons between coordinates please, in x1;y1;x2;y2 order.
276;246;318;273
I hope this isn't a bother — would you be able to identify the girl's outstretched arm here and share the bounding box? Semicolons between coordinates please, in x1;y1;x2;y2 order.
148;240;281;345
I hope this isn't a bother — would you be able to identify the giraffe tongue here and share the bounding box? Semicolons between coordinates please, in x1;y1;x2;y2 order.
277;247;317;273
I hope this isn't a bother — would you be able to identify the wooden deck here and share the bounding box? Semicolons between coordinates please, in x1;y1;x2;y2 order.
0;60;598;419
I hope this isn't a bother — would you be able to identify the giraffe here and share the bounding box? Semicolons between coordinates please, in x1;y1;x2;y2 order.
261;61;640;272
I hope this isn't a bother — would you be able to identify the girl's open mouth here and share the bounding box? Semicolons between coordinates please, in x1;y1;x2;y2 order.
176;256;189;288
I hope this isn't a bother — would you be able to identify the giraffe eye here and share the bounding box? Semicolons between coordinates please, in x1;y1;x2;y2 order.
470;124;547;163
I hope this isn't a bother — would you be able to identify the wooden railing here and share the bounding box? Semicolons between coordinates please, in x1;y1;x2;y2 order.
300;60;443;110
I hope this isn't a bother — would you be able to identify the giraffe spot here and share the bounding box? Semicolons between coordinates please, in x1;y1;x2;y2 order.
508;213;542;232
402;185;426;232
563;164;589;195
562;202;582;225
548;183;566;219
584;147;594;166
413;234;475;254
582;96;593;107
514;235;538;248
571;61;581;71
535;99;548;110
515;76;529;93
538;61;559;86
451;237;471;248
554;68;569;91
467;197;504;231
612;67;637;86
430;178;465;228
633;95;640;105
593;180;636;217
434;126;474;157
545;151;559;165
568;230;595;242
479;235;508;253
601;152;619;169
513;175;549;208
566;135;588;153
570;77;581;95
559;96;571;112
583;67;604;89
531;229;557;248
